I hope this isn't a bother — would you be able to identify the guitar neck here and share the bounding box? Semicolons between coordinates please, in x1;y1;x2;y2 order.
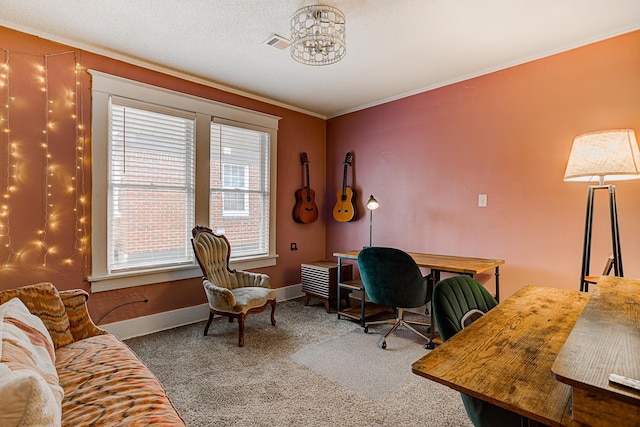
341;165;348;197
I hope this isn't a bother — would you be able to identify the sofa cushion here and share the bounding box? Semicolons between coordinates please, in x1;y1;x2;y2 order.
56;333;186;426
58;289;108;342
0;283;74;349
0;364;62;426
0;298;63;426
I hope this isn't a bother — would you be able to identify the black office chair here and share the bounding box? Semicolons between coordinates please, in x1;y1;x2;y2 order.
433;275;536;427
357;246;432;349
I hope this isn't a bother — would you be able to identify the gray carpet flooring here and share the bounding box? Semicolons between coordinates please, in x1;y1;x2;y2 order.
125;298;473;426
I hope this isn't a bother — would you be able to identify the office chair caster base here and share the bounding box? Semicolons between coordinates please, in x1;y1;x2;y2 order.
424;341;436;350
364;326;369;333
380;340;387;349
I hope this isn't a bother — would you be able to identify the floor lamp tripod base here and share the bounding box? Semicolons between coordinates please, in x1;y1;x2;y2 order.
580;184;623;292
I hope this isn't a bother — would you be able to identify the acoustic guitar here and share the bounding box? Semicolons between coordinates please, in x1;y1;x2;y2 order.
333;152;355;222
293;152;319;224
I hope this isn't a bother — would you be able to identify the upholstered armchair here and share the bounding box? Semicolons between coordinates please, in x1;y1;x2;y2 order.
191;226;276;347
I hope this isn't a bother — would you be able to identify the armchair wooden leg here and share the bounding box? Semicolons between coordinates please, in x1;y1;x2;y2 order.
269;300;276;326
203;312;214;336
238;314;245;347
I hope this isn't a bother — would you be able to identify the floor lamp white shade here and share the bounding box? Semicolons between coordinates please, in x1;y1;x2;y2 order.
564;129;640;184
564;129;640;291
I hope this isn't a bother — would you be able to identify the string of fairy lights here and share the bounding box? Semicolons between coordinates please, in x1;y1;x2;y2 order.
0;48;87;269
41;57;51;265
72;59;88;268
0;48;19;266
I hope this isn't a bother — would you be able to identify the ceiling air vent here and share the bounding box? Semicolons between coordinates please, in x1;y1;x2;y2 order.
264;34;291;50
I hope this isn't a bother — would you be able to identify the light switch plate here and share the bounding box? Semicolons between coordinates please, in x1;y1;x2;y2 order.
478;194;487;207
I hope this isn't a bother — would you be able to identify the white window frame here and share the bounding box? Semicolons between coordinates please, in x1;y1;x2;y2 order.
89;71;279;292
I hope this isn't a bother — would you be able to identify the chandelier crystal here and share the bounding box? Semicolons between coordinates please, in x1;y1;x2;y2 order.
290;5;346;66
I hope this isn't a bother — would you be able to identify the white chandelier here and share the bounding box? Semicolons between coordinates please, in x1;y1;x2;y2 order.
290;5;346;66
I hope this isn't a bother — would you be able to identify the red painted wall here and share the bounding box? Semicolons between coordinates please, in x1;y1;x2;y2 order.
326;30;640;299
2;25;640;323
0;26;327;323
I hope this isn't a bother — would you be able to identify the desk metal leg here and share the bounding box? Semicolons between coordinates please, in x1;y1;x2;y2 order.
495;266;500;302
425;271;440;350
360;288;366;327
336;257;342;318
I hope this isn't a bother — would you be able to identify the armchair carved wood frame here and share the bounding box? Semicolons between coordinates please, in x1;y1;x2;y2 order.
191;226;276;347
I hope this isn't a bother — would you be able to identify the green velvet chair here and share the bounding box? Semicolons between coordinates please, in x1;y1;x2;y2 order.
357;246;432;349
432;275;529;427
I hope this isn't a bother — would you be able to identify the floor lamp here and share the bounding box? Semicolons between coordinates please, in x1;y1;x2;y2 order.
366;195;379;247
563;129;640;292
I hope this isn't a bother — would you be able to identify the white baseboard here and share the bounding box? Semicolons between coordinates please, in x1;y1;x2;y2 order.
276;282;304;301
102;283;304;340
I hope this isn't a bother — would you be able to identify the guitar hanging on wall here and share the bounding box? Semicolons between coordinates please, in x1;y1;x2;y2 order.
293;152;319;224
333;152;355;222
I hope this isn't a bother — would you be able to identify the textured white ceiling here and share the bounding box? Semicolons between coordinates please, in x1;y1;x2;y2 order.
1;0;640;118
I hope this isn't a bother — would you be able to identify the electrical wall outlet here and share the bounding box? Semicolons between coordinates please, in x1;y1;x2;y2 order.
290;242;298;250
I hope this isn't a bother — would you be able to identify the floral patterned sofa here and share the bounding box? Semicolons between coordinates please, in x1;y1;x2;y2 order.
0;283;186;426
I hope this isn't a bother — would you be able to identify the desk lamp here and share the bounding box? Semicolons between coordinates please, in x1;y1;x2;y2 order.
563;129;640;291
366;195;379;247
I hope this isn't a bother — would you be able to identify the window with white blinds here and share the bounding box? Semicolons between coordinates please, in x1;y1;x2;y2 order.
210;122;270;258
89;71;279;292
108;99;196;272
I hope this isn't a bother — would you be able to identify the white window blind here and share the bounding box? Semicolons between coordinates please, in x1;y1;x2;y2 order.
109;97;196;272
210;121;270;258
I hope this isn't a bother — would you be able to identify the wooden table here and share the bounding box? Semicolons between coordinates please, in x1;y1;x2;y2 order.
552;276;640;426
412;285;590;426
333;250;504;348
